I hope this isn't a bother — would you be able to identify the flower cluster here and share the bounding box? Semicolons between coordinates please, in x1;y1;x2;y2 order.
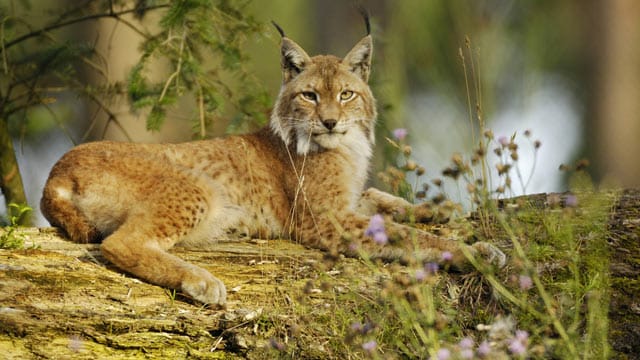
431;337;479;360
269;337;286;351
378;128;430;204
458;337;475;359
518;274;533;291
362;340;377;353
508;330;529;356
393;128;408;141
440;129;542;202
425;314;535;359
430;330;530;359
365;214;388;245
348;320;378;355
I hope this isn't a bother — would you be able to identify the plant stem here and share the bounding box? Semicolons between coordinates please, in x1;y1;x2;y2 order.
0;117;29;225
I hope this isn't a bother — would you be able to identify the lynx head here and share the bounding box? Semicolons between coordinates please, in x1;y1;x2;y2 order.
270;22;377;156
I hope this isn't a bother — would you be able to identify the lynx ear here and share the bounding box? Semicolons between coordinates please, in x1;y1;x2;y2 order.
343;35;372;82
272;21;312;83
279;38;312;83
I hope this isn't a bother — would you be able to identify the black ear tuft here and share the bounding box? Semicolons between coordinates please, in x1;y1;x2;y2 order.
271;21;286;38
272;21;312;83
357;6;371;35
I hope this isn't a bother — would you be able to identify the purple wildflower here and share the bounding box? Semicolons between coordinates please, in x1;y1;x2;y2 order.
459;337;474;349
362;322;376;333
498;136;509;147
362;340;377;353
508;338;527;355
441;251;453;262
565;194;578;207
269;337;286;351
351;322;364;333
519;275;533;290
515;330;529;342
425;262;439;275
508;330;529;356
365;214;384;236
393;128;408;141
415;268;427;282
373;231;388;245
436;348;451;360
477;340;491;358
460;349;474;359
458;337;474;359
366;214;388;245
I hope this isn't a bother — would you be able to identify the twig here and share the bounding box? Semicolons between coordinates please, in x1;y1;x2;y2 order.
197;81;206;138
4;4;169;50
158;25;187;104
83;91;133;141
1;16;8;74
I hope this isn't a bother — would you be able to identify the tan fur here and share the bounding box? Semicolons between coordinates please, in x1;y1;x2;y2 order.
41;31;505;306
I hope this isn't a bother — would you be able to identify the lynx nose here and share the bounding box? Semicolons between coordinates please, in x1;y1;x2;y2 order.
322;119;337;131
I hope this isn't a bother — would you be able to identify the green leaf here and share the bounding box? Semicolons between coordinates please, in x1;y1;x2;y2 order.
146;105;166;131
128;63;147;101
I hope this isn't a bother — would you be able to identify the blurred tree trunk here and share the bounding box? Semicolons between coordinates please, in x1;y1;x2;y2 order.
78;8;191;143
589;0;640;187
0;118;28;224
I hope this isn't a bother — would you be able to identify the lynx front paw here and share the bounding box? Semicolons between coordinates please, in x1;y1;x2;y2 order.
402;203;449;224
470;241;507;268
181;266;227;306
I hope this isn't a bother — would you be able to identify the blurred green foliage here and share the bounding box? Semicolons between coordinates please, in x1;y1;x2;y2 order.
0;0;271;142
128;0;271;136
383;0;588;118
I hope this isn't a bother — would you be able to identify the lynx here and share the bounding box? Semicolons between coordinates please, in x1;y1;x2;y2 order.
41;20;505;306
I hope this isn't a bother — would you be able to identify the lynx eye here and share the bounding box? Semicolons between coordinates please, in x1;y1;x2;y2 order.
339;90;355;101
300;91;318;102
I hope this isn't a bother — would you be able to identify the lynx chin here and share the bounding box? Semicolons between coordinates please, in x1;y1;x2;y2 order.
41;20;505;306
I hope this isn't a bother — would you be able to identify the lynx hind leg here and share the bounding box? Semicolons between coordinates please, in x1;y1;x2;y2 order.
100;218;227;306
40;177;100;243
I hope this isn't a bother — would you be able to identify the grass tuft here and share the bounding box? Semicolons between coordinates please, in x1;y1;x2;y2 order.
0;203;32;249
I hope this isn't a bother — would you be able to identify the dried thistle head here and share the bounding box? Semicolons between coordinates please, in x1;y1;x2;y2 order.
575;158;590;171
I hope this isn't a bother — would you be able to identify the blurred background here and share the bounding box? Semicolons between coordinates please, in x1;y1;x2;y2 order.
1;0;639;225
